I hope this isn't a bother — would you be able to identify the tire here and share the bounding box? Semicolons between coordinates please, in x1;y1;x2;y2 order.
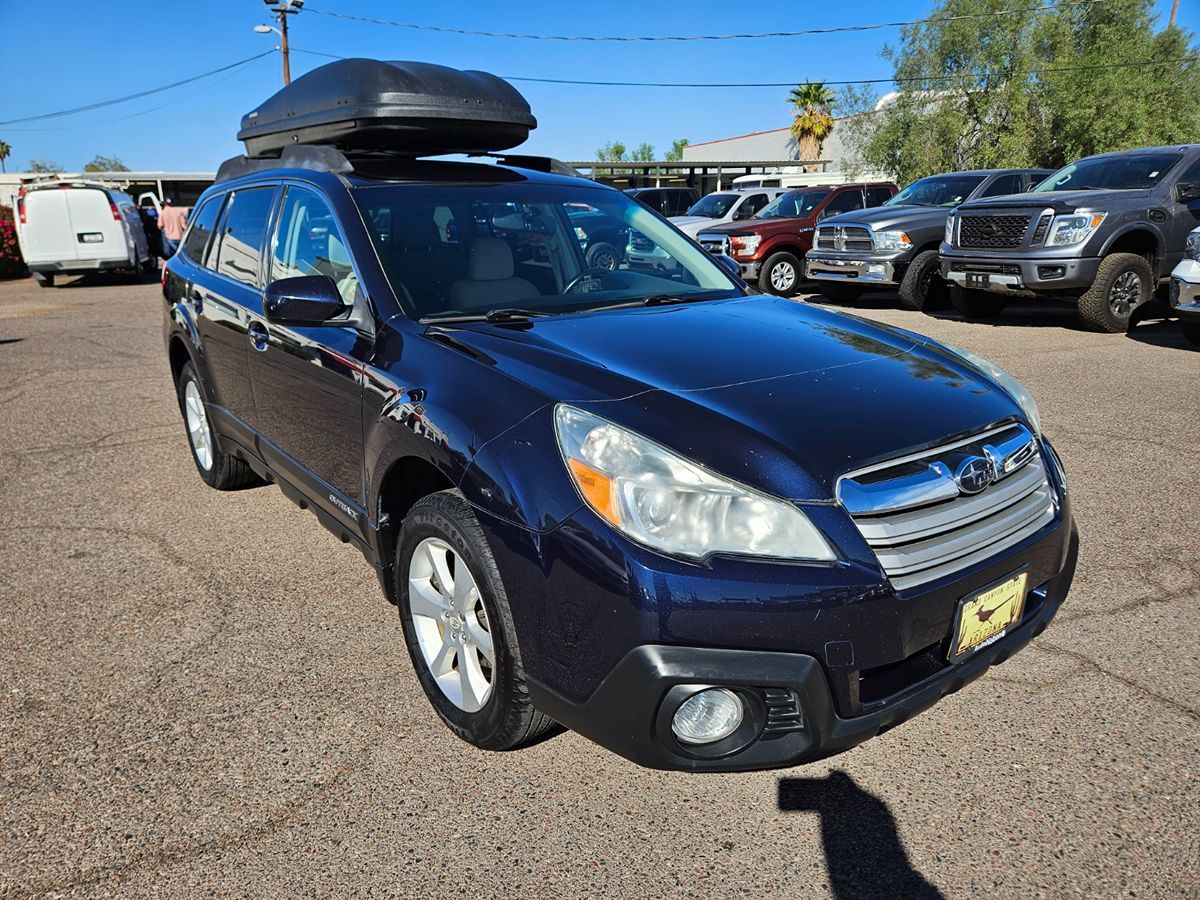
948;284;1007;319
34;273;54;288
585;241;620;271
1077;253;1153;333
758;251;802;297
816;281;864;304
175;361;261;490
897;250;949;311
1180;319;1200;345
396;489;556;751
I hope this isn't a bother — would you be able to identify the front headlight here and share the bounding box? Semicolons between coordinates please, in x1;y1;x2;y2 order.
730;234;761;256
944;213;956;246
1046;210;1106;247
554;405;835;562
939;343;1041;436
1185;230;1200;261
874;230;912;252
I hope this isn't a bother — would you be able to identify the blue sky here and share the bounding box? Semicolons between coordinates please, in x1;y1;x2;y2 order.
0;0;1194;172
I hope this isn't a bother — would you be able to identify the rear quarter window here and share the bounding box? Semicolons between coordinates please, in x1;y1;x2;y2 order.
181;196;223;265
214;187;276;286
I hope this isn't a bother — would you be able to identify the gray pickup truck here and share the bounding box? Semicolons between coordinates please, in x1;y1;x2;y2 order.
806;169;1050;311
940;145;1200;332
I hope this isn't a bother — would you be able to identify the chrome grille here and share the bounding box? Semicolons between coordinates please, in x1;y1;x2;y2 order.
815;225;874;251
1030;213;1053;246
838;424;1056;592
698;234;729;255
629;232;656;252
958;214;1031;249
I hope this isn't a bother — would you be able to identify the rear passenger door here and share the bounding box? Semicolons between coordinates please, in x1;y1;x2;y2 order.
248;183;371;519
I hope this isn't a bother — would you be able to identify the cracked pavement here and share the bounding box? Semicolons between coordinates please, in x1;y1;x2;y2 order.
1;276;1197;898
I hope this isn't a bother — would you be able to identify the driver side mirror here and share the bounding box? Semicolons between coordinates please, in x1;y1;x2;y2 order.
714;253;743;279
264;275;346;325
1175;182;1200;203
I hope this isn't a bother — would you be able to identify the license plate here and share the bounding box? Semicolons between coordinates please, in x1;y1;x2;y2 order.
949;570;1028;661
965;272;990;288
78;233;103;243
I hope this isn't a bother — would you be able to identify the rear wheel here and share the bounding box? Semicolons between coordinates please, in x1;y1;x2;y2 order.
175;361;261;490
815;281;864;304
585;241;620;271
396;490;556;751
758;251;802;297
898;250;949;311
1077;253;1153;333
948;284;1007;319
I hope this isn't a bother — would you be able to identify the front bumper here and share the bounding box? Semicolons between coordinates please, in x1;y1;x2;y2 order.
1169;260;1200;321
941;253;1101;294
806;254;899;285
528;525;1077;772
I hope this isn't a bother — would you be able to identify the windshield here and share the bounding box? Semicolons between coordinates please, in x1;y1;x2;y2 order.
685;193;740;218
755;189;831;219
354;182;740;320
1033;152;1183;192
886;175;986;207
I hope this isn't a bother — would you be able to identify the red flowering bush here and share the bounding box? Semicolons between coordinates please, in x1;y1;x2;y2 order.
0;205;26;278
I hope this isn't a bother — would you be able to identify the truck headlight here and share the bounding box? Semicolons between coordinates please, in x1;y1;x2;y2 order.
939;343;1041;436
1046;210;1106;247
944;213;957;246
1186;230;1200;261
729;234;761;257
554;404;835;562
874;230;911;252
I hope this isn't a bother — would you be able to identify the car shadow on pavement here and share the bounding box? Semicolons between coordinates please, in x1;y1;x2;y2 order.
778;770;945;900
1126;318;1197;351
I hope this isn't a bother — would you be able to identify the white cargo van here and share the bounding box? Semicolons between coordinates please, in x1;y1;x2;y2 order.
15;182;153;287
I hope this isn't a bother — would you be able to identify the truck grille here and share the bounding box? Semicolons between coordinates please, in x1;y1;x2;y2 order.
815;225;873;251
698;234;729;255
838;423;1056;592
1030;213;1053;246
958;214;1031;249
629;233;656;252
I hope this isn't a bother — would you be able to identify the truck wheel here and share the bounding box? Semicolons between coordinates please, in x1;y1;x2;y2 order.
759;251;802;297
396;489;556;751
1180;319;1200;345
1078;253;1153;333
175;361;262;490
948;284;1007;319
898;250;949;311
585;241;620;271
34;273;55;288
816;282;863;303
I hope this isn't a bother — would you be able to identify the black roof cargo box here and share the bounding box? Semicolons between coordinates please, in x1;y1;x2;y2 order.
237;59;537;157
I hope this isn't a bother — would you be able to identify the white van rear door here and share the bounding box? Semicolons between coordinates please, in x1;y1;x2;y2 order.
21;189;78;264
66;189;127;260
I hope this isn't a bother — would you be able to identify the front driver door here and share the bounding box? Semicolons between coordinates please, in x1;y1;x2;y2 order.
247;183;373;535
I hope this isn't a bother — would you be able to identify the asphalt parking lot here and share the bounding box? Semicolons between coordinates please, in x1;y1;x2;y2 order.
1;274;1196;898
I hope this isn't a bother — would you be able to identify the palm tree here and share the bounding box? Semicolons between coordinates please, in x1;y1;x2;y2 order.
788;83;835;168
0;140;10;174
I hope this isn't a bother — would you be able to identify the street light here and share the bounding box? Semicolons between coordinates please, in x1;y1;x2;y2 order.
254;24;281;37
258;1;303;86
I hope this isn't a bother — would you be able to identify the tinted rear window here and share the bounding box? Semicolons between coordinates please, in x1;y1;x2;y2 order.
182;196;222;265
215;187;275;286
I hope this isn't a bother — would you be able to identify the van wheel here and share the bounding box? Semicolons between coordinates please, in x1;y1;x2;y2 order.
759;251;802;297
898;250;949;311
396;489;556;751
1078;253;1152;333
948;284;1007;319
175;361;262;490
816;282;864;303
585;241;620;271
34;273;55;288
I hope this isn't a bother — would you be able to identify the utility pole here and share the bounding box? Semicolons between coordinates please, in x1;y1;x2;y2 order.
262;0;303;85
1170;0;1180;28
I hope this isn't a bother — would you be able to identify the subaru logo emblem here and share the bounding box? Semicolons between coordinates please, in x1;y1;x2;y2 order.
955;456;994;495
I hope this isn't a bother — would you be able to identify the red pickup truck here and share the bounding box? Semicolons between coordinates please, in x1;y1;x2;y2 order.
697;181;898;296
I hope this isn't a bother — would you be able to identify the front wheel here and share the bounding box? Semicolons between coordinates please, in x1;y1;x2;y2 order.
396;490;556;751
1077;253;1153;333
758;251;802;297
898;250;949;311
585;241;620;271
948;284;1007;319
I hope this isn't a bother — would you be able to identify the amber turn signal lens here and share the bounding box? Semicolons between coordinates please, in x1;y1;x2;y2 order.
567;457;620;525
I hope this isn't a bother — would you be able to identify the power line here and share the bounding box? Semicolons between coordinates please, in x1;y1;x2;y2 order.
302;1;1106;42
0;50;277;126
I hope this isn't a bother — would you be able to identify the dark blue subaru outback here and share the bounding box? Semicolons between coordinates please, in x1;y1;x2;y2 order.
163;60;1077;771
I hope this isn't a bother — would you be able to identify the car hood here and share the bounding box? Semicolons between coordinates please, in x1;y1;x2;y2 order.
438;296;1024;501
699;216;809;236
669;215;724;235
958;188;1153;213
820;204;951;231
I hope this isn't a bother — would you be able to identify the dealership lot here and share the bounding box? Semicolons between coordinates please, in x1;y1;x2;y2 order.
1;276;1196;897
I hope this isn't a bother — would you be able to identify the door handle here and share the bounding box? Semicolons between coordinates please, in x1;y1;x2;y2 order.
247;320;270;352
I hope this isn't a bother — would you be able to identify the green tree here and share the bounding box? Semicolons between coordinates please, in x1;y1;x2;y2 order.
0;141;10;174
788;82;836;164
596;141;628;175
844;0;1200;184
83;154;130;172
27;159;63;174
664;138;689;162
631;142;655;162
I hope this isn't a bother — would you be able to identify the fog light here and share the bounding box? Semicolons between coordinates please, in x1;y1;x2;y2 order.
867;264;885;276
671;688;744;745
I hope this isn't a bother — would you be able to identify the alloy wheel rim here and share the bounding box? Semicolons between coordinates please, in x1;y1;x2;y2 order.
771;261;796;291
593;250;616;270
183;380;213;471
1109;270;1142;317
407;537;495;713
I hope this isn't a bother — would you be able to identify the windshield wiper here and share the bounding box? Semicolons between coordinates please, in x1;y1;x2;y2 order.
422;307;557;324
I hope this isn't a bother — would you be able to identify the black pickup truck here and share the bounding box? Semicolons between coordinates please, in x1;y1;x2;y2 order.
940;145;1200;332
805;169;1051;310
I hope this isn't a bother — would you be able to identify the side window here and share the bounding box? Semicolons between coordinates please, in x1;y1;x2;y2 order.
271;186;358;305
866;187;893;207
822;189;866;218
979;174;1023;198
1176;157;1200;187
215;187;275;286
737;193;769;219
181;196;222;266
